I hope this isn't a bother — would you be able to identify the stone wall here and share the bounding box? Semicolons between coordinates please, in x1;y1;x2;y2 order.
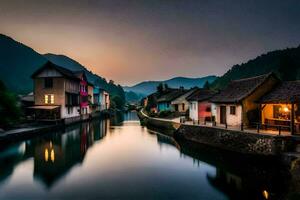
175;124;291;155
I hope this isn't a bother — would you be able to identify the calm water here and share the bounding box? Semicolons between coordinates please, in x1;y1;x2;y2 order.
0;111;298;199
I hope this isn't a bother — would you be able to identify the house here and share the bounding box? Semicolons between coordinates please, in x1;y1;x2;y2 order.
88;82;94;113
102;89;110;110
171;87;198;114
156;88;188;112
31;61;80;120
73;71;89;115
259;81;300;134
144;92;160;113
93;87;110;111
186;88;216;123
210;73;279;127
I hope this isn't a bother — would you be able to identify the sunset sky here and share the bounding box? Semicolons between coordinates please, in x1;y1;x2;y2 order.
1;0;299;86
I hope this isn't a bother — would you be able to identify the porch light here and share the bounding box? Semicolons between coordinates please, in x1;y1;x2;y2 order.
283;106;289;113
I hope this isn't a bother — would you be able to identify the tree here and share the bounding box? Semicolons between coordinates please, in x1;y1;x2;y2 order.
203;81;210;89
0;80;21;128
157;83;164;93
278;54;298;81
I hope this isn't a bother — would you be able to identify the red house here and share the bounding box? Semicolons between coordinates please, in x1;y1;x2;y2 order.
187;88;216;123
74;71;89;115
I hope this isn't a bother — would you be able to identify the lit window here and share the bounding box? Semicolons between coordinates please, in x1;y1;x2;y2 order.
45;94;54;104
50;95;54;104
45;95;48;104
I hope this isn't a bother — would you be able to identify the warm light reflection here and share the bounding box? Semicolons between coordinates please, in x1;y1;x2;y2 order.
262;190;269;199
51;149;55;162
44;148;49;162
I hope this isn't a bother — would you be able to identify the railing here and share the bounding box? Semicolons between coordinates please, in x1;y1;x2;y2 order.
252;122;290;136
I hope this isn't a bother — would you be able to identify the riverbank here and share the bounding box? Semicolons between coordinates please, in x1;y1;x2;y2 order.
138;110;294;155
0;111;111;143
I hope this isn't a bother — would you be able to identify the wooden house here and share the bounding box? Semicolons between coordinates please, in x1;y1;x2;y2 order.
259;81;300;134
31;61;80;121
186;88;216;123
210;73;279;127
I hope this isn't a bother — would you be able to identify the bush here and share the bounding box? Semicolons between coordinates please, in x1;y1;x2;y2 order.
0;80;21;128
158;110;173;118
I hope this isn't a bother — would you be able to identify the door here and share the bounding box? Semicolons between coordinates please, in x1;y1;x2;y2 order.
220;106;226;124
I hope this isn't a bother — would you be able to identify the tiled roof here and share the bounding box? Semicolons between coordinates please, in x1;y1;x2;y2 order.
210;73;277;103
31;61;80;80
157;89;188;103
186;88;216;102
259;81;300;103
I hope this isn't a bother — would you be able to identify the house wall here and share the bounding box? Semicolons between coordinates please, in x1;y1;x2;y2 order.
261;104;273;124
172;101;189;113
241;76;279;125
34;77;65;106
198;101;212;122
215;104;242;126
189;101;198;120
88;85;94;114
34;77;81;119
158;102;173;112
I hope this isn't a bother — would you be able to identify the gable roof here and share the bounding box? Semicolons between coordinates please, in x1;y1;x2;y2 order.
171;88;198;104
157;89;188;103
186;88;216;102
31;61;79;80
210;73;278;103
259;81;300;103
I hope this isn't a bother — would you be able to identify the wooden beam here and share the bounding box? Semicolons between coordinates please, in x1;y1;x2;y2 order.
291;103;295;135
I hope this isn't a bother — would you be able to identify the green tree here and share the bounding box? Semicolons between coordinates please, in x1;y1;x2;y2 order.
278;54;298;81
0;80;21;128
203;81;210;89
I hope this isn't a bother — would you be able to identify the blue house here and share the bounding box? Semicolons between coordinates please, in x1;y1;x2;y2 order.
157;89;187;112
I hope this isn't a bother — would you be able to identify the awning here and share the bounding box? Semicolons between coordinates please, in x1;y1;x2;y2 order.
28;105;60;110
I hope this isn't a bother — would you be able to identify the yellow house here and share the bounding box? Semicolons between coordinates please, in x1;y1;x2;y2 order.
260;81;300;135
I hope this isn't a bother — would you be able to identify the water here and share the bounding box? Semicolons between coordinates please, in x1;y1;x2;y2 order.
0;111;298;199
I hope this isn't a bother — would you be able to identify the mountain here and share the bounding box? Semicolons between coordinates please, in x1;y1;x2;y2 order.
44;53;125;102
211;45;300;89
0;34;47;93
123;76;217;96
0;34;125;106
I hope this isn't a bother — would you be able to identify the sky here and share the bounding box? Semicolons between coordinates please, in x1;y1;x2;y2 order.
0;0;300;86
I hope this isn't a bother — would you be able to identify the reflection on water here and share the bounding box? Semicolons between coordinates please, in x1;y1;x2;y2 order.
0;112;299;199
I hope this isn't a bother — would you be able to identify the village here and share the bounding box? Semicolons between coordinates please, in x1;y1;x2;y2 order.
139;72;300;154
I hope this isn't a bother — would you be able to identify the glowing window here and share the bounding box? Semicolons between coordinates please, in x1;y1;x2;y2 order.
45;94;54;104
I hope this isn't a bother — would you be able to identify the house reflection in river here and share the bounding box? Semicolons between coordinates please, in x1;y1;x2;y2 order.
23;119;109;188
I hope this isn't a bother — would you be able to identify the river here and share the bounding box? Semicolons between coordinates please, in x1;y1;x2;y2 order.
0;111;298;199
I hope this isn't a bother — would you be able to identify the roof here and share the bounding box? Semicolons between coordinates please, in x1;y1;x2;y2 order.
31;61;79;80
186;88;216;102
260;81;300;103
210;73;277;103
157;89;188;103
171;88;198;104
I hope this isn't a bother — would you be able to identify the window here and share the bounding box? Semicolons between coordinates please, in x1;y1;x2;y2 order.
206;106;211;112
45;94;54;104
182;103;185;110
230;106;236;115
44;78;53;88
